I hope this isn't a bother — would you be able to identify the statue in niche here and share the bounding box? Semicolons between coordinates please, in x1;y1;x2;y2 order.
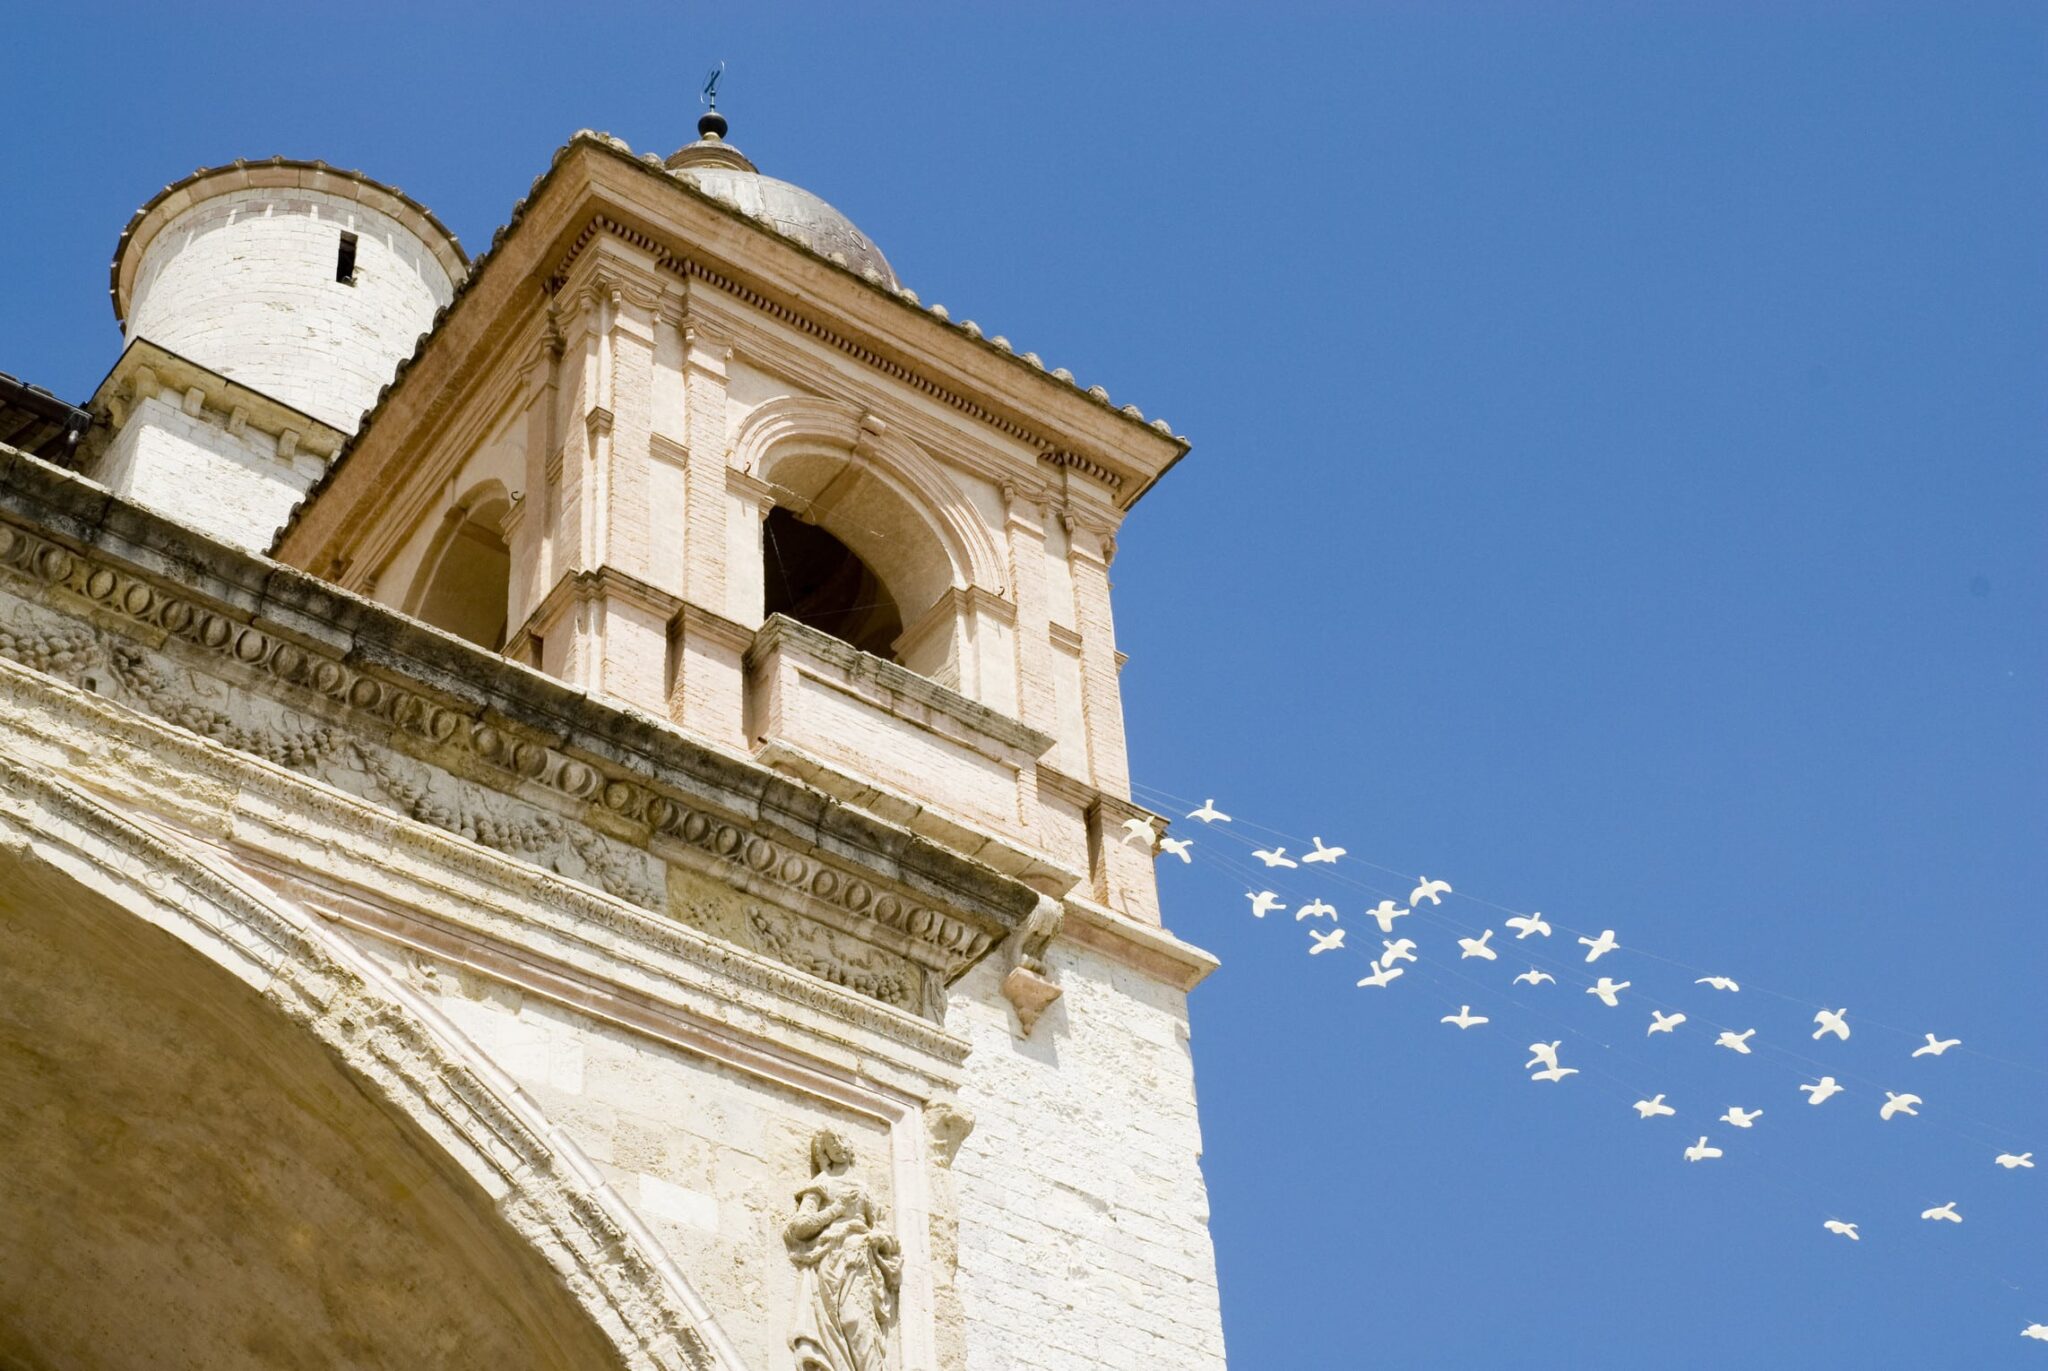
784;1128;902;1371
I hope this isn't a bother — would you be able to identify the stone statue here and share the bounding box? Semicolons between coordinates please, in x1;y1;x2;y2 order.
784;1129;901;1371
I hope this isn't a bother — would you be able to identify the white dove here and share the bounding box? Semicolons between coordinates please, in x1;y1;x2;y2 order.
1525;1041;1563;1072
1634;1094;1677;1119
1302;836;1346;864
1530;1066;1579;1083
1684;1137;1723;1163
1715;1029;1756;1055
1458;930;1498;961
1586;977;1631;1008
1577;929;1619;963
1364;901;1411;934
1247;890;1284;919
1720;1106;1763;1129
2024;1324;2048;1342
1695;976;1740;992
1410;877;1452;906
1356;960;1404;989
1995;1152;2035;1170
1187;799;1231;824
1441;1005;1489;1030
1505;912;1551;939
1913;1034;1961;1058
1252;846;1298;869
1920;1202;1961;1224
1120;816;1157;848
1823;1219;1860;1242
1296;898;1338;921
1800;1077;1844;1105
1881;1091;1923;1121
1647;1010;1686;1036
1156;836;1193;863
1812;1008;1850;1042
1307;928;1345;956
1514;968;1555;987
1380;938;1418;966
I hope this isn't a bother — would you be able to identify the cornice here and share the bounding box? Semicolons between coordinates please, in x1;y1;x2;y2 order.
0;444;1047;1017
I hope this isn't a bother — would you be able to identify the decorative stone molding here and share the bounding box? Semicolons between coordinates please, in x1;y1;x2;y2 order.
0;451;1045;1018
89;338;346;471
998;894;1065;1037
729;393;1010;596
0;751;735;1371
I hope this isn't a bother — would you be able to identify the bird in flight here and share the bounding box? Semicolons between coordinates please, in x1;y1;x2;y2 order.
1381;937;1418;966
1364;901;1411;934
1247;890;1284;919
1157;836;1193;863
1684;1137;1723;1163
1458;930;1498;961
1441;1005;1489;1030
1525;1041;1563;1072
2024;1324;2048;1342
1586;977;1631;1008
1720;1106;1763;1130
1995;1152;2034;1170
1252;846;1298;869
1920;1202;1961;1224
1695;976;1740;992
1296;898;1338;921
1715;1029;1757;1055
1913;1034;1961;1058
1881;1092;1923;1121
1530;1065;1579;1083
1307;928;1345;956
1634;1094;1676;1119
1514;968;1555;987
1505;912;1551;939
1410;877;1452;906
1121;817;1157;848
1577;929;1619;963
1800;1077;1844;1106
1302;836;1346;864
1356;960;1404;989
1647;1010;1686;1036
1187;799;1231;824
1822;1220;1860;1242
1812;1008;1850;1042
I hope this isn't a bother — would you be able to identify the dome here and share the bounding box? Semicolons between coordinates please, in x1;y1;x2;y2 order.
666;116;896;289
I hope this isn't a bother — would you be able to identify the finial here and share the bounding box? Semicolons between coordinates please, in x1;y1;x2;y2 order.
699;62;728;141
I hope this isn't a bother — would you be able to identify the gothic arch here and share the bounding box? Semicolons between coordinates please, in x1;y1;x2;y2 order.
729;395;1007;615
0;751;745;1371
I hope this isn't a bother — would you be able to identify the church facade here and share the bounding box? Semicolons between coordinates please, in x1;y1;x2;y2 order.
0;114;1226;1369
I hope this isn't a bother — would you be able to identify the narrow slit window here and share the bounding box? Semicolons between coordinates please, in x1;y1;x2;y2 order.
335;231;358;285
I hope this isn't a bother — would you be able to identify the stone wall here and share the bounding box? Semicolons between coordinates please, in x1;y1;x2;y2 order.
949;949;1228;1370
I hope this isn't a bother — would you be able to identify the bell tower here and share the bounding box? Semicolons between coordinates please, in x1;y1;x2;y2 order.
270;112;1229;1368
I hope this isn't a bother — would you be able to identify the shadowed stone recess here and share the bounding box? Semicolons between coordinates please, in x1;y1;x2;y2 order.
0;852;627;1371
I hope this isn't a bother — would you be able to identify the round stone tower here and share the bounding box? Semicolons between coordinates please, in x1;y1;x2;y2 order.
109;158;467;433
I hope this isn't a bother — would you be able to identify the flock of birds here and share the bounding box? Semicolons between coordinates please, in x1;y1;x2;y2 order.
1117;799;2044;1346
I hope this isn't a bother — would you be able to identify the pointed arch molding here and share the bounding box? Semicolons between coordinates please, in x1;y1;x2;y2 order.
729;394;1008;596
0;751;748;1371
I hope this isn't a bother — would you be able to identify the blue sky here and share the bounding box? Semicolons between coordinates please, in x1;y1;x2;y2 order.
3;3;2045;1366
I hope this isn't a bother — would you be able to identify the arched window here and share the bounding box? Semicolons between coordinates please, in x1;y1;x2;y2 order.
761;505;902;660
410;494;511;652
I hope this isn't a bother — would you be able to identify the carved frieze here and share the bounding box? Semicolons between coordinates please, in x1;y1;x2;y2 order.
0;513;1012;1017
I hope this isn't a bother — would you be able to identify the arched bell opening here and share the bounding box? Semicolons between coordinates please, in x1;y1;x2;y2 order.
761;505;903;660
408;490;512;652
